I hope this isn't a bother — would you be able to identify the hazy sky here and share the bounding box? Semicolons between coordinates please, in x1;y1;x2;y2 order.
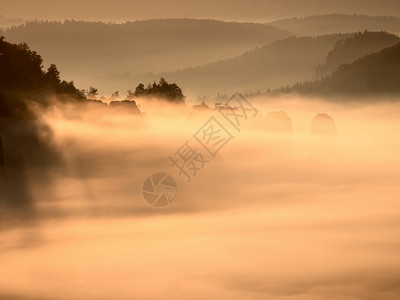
1;0;400;22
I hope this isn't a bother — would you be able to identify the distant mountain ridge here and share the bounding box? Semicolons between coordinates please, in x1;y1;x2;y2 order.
138;34;349;95
3;15;400;97
4;0;400;23
315;30;400;78
152;30;400;96
1;19;290;93
269;14;400;36
285;42;400;96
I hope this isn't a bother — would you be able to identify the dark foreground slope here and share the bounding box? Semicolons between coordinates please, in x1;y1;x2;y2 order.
0;37;84;119
0;37;86;216
0;36;89;169
0;37;144;222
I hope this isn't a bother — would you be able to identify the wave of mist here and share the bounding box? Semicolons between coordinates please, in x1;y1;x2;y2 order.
1;95;400;299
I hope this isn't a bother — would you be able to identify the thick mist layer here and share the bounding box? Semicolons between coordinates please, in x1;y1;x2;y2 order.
1;96;400;299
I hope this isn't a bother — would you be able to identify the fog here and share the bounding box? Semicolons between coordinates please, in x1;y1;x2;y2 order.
1;96;400;299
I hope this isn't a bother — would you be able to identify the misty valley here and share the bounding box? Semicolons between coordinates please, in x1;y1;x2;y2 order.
1;7;400;300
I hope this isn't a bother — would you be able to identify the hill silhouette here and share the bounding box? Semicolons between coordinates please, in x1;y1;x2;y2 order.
0;36;84;169
269;14;400;36
0;38;141;213
1;19;290;94
0;37;82;211
285;42;400;96
142;34;349;95
0;36;84;120
315;31;400;78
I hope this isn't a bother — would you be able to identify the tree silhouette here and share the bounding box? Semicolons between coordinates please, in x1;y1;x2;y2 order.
133;78;185;103
43;64;61;87
126;89;135;99
0;37;84;119
134;83;146;97
88;86;98;99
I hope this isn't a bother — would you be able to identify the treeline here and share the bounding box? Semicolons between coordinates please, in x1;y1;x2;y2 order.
0;37;187;121
0;36;84;119
129;78;185;103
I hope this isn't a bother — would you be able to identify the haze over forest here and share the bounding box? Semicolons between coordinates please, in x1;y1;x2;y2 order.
2;15;400;96
1;1;400;300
